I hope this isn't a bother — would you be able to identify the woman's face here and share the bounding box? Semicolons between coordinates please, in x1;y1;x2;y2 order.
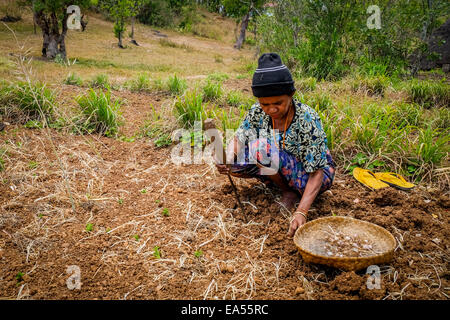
258;94;293;120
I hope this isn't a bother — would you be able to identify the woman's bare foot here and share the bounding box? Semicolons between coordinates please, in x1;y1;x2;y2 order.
280;191;300;211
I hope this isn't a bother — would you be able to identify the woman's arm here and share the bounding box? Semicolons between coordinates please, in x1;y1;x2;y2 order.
288;169;323;236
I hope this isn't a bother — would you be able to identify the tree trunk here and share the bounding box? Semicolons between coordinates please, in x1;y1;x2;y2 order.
234;11;250;50
34;8;69;59
118;31;124;48
81;14;88;32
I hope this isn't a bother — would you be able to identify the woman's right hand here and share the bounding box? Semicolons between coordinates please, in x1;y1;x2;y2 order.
215;164;231;175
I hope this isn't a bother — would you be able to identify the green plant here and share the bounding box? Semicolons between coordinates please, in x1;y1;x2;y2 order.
351;76;390;96
85;223;93;232
390;103;423;128
154;133;172;148
153;246;161;259
15;272;24;284
202;80;223;102
90;74;110;89
296;77;317;92
140;188;147;194
407;79;450;108
118;198;123;204
174;89;208;127
162;207;169;217
411;125;449;166
125;73;151;92
133;234;140;241
24;120;44;129
28;161;38;169
194;249;203;258
64;72;83;86
207;73;229;82
0;81;56;124
167;74;187;95
159;38;193;51
226;90;243;107
216;105;247;131
301;92;332;111
0;148;5;172
75;89;123;136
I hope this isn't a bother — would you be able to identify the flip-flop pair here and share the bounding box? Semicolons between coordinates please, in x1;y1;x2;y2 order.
353;168;415;191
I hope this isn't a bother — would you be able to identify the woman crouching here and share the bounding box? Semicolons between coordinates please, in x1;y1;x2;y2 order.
215;53;336;237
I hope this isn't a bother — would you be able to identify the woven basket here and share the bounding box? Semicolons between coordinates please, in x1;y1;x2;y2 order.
293;216;396;271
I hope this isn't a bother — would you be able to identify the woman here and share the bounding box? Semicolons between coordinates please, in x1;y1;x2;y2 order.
215;53;336;237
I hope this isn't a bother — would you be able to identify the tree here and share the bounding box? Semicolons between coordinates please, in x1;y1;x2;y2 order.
100;0;135;48
24;0;90;59
129;0;144;45
222;0;266;50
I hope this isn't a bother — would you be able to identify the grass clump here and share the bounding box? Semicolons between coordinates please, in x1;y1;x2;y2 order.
407;79;449;108
140;105;174;147
299;92;333;111
167;74;187;95
296;77;317;92
226;90;244;107
351;76;390;96
90;74;110;89
159;38;193;52
207;72;229;82
0;148;6;172
174;89;208;127
202;80;223;102
125;73;151;92
216;104;247;131
64;72;83;86
74;88;123;136
0;81;56;124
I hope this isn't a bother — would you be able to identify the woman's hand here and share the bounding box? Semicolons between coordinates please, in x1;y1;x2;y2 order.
288;213;307;237
215;163;231;175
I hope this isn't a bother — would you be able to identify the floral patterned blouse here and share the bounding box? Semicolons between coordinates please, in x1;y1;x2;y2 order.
234;99;334;173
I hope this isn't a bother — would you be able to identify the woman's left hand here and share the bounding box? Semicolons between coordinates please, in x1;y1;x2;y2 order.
288;213;306;237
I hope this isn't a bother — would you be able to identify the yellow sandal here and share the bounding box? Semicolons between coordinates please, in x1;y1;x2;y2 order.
352;167;389;190
373;172;415;191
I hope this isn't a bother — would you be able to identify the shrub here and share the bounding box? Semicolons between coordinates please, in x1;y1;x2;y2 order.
75;89;123;136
